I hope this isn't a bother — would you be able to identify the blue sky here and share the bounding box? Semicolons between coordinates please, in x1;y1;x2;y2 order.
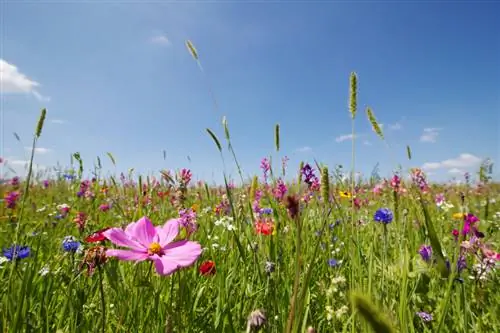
1;1;499;184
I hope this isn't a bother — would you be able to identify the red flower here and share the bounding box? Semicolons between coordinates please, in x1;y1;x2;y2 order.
199;260;216;276
255;219;274;235
85;227;110;243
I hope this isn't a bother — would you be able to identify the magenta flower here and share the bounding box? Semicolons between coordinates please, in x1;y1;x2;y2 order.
103;216;202;276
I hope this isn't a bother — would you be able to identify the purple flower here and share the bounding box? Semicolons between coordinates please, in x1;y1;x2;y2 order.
43;180;50;188
260;158;271;182
4;191;20;209
328;258;339;267
457;255;467;272
179;208;198;235
10;176;20;187
434;193;445;206
418;245;432;262
301;164;319;189
416;312;433;322
273;178;288;200
374;208;393;224
99;203;111;212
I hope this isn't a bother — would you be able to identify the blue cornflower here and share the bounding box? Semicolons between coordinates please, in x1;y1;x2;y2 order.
3;245;31;261
62;236;81;253
261;208;273;215
416;312;433;322
374;208;393;224
328;258;339;267
63;173;75;180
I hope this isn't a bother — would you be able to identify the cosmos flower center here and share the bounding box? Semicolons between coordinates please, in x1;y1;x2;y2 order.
148;242;162;255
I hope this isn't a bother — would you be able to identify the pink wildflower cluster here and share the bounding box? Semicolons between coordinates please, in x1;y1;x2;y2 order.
411;168;429;193
272;178;288;201
179;208;198;235
77;180;95;199
4;191;20;209
260;158;271;182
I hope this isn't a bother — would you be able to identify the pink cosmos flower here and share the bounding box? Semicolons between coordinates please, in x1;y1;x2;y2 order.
103;216;202;276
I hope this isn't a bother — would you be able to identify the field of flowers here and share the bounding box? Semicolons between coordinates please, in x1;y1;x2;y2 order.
1;70;499;333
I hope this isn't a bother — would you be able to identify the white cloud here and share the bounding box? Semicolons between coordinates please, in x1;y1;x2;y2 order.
422;153;483;171
0;59;49;101
50;119;65;124
296;146;312;153
24;147;51;154
422;162;441;170
449;168;464;174
363;140;372;146
420;127;442;143
150;34;170;45
335;134;356;143
6;159;46;170
441;153;482;169
389;122;402;130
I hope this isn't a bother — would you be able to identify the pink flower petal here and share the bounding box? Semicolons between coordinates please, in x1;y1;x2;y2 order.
151;255;181;276
157;218;181;248
106;249;148;261
162;240;202;267
125;216;157;245
103;228;146;251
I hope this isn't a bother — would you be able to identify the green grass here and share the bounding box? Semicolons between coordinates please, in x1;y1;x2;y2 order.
1;78;499;333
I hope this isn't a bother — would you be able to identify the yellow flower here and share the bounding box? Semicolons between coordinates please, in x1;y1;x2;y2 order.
191;203;199;212
339;191;352;199
452;213;466;220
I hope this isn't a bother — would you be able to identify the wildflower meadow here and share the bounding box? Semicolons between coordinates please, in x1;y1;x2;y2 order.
1;47;499;333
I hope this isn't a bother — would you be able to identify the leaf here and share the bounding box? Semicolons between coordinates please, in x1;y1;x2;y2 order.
419;199;450;278
206;128;222;152
106;152;116;166
275;123;280;152
406;145;412;160
222;116;230;141
366;107;384;140
185;40;199;60
351;292;396;333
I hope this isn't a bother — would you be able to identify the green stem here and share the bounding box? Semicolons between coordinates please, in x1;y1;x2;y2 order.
98;265;106;333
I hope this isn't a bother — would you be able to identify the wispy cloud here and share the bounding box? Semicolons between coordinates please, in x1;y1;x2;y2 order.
24;147;51;154
6;158;46;171
0;59;50;102
50;119;65;124
363;140;372;146
422;153;483;171
389;122;402;130
335;134;356;143
420;127;442;143
295;146;312;153
150;33;170;46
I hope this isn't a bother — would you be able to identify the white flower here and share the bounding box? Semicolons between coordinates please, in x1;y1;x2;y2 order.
335;305;349;318
39;265;50;276
325;306;334;321
0;256;8;267
57;203;70;210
